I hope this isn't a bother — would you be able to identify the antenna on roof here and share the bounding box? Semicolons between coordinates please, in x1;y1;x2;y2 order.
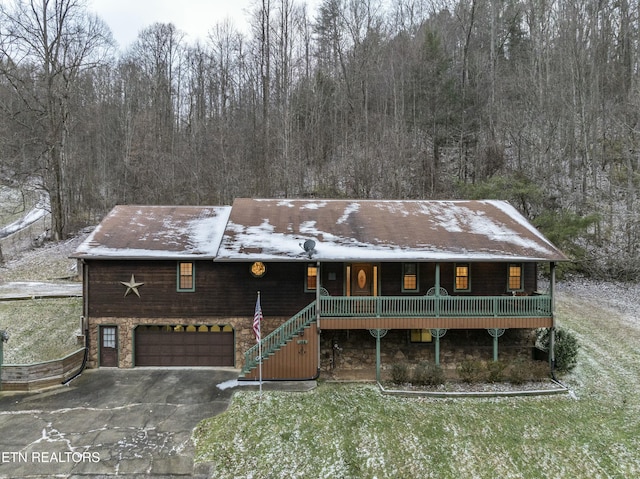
300;239;317;259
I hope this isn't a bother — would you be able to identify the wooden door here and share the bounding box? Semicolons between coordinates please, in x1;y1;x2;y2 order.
351;263;373;296
100;326;118;367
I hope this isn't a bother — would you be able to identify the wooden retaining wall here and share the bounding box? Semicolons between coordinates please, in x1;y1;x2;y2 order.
0;348;86;392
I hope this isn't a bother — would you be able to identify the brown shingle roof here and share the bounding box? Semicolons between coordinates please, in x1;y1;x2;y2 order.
216;198;568;262
72;199;568;262
71;205;231;259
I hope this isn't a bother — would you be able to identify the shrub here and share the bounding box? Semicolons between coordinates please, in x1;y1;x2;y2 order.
536;327;579;373
530;360;551;380
457;359;485;383
507;358;529;384
486;360;506;383
413;361;445;386
507;358;551;384
390;362;410;385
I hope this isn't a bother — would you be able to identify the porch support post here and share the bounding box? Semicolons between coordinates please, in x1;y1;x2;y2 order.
435;263;441;316
315;261;321;328
376;333;381;382
550;262;556;372
369;329;388;383
430;329;447;365
487;328;506;361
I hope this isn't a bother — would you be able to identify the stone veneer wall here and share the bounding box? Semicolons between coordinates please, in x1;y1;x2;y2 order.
87;316;290;368
319;329;536;375
88;315;537;376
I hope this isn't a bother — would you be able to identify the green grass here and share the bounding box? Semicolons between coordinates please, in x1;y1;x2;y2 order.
0;298;82;364
193;291;640;478
195;385;639;478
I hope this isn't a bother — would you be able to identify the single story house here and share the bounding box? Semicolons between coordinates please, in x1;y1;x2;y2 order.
71;198;568;380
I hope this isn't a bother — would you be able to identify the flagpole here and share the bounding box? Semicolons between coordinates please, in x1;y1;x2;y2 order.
253;290;263;400
258;291;263;399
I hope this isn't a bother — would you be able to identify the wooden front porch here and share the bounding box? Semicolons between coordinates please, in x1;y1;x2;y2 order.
318;295;553;329
242;294;554;378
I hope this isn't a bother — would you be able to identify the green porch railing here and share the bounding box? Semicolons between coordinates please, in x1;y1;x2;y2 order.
242;301;317;374
242;294;551;375
319;294;552;318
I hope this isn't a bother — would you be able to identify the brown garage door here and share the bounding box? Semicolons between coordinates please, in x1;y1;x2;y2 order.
135;326;234;367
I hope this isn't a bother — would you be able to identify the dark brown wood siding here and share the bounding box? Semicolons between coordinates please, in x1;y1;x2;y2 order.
86;260;539;319
86;260;315;318
378;262;537;296
319;263;345;295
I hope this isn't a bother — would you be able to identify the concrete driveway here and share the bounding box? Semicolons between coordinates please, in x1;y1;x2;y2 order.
0;368;239;478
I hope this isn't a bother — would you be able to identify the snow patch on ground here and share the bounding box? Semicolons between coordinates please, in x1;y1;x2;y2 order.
557;277;640;327
217;379;261;390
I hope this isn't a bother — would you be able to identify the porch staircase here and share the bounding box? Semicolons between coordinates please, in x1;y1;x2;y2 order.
241;301;317;376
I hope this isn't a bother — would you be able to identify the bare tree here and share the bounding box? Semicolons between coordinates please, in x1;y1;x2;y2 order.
0;0;113;239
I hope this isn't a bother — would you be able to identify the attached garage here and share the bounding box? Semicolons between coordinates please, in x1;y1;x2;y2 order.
134;325;234;367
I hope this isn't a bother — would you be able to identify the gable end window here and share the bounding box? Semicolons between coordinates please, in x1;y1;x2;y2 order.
177;262;195;292
507;263;523;291
402;263;419;292
454;264;470;292
305;264;318;292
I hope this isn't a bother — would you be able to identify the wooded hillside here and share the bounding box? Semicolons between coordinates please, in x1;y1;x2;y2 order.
1;0;638;279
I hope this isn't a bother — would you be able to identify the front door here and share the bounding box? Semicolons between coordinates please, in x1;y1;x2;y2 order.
350;263;374;296
100;326;118;367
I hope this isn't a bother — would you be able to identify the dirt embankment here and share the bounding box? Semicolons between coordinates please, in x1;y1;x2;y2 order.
1;231;89;282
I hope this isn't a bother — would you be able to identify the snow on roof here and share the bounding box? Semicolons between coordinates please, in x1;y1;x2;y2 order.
71;205;231;259
215;199;568;262
71;199;568;262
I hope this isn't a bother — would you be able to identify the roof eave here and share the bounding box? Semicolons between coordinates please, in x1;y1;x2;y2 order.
213;255;570;263
70;254;217;261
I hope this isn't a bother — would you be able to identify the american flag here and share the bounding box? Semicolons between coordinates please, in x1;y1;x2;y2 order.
253;293;263;342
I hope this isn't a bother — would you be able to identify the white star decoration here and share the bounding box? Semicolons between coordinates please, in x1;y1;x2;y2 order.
121;274;144;297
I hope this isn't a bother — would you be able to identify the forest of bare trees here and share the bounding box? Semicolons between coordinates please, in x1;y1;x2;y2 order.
1;0;639;279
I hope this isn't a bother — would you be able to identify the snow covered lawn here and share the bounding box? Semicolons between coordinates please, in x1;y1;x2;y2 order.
194;280;640;478
0;233;86;364
0;297;81;364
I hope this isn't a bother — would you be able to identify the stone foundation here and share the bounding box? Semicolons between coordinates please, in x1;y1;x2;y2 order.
320;329;536;377
87;316;289;368
87;316;538;378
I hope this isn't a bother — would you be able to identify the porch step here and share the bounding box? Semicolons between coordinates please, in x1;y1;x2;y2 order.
242;302;317;375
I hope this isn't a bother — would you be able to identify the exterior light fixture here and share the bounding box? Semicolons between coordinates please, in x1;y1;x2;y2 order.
250;262;266;278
